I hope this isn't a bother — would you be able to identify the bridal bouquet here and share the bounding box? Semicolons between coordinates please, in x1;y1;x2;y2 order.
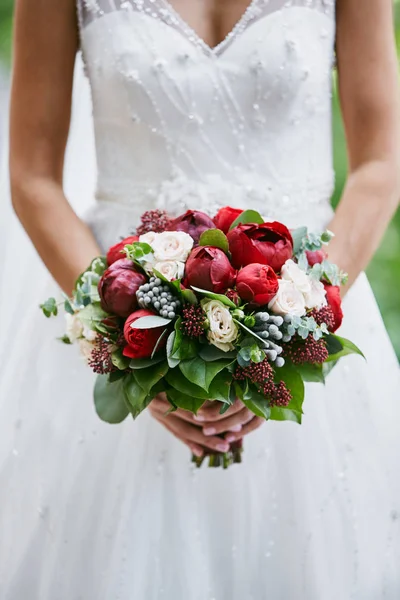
42;206;363;468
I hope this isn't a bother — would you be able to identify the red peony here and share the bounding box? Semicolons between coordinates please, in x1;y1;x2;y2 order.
306;249;327;266
227;222;293;272
213;206;243;234
185;246;236;293
98;259;147;318
323;284;343;332
167;210;216;244
106;236;139;266
123;309;168;359
236;263;279;306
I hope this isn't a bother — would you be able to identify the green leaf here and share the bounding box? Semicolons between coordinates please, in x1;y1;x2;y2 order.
166;368;210;399
151;328;169;358
166;332;180;368
123;372;152;419
291;226;308;255
166;388;205;414
40;297;58;318
94;374;130;424
108;370;126;383
270;364;305;424
79;303;109;329
243;386;271;420
129;355;165;369
179;357;233;391
296;363;326;383
325;333;344;356
234;319;266;345
325;335;365;363
229;209;264;230
131;315;172;329
199;345;236;362
63;297;75;315
192;287;237;309
171;318;198;360
75;257;107;291
134;360;169;394
182;288;198;305
111;348;131;371
58;335;72;344
207;370;233;404
198;229;229;254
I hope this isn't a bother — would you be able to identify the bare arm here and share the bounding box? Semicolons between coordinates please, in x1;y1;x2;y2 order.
10;0;100;295
328;0;400;289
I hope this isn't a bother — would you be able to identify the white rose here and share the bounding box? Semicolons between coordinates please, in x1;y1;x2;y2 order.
150;231;194;262
139;231;157;246
65;313;83;342
303;278;327;310
82;324;98;342
79;339;96;361
153;260;185;281
281;259;312;295
203;299;238;352
268;279;306;317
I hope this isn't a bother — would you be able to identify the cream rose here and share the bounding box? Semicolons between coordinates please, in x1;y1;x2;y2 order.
150;231;194;262
153;260;185;281
65;313;83;342
139;231;157;246
203;299;238;352
268;279;306;317
303;278;327;310
82;324;98;342
281;259;312;295
78;339;96;361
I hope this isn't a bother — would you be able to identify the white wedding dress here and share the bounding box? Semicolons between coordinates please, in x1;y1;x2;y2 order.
1;1;400;598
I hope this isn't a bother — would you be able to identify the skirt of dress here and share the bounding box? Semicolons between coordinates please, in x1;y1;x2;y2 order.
0;237;399;600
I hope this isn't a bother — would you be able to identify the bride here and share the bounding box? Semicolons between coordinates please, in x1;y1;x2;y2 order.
1;0;400;598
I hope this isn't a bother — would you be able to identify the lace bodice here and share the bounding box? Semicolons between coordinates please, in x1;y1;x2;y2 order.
77;0;336;228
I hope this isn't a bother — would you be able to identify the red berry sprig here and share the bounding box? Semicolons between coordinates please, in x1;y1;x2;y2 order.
136;210;171;235
181;305;205;338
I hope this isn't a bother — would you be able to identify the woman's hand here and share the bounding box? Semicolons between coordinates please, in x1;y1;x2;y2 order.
149;394;264;458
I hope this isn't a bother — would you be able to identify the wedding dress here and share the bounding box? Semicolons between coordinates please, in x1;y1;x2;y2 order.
1;1;400;598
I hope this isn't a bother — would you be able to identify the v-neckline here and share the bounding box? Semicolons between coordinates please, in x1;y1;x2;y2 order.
162;0;258;58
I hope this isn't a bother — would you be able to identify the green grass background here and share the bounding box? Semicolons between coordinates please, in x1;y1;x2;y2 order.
1;1;399;357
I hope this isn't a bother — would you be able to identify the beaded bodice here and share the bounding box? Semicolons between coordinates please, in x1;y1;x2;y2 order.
77;0;336;229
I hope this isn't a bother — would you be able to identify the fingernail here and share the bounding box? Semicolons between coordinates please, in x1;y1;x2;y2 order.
191;447;203;458
230;424;242;433
203;427;216;436
193;415;205;422
216;443;230;452
225;434;236;443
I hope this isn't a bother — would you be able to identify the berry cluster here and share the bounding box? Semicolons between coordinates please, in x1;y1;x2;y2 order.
88;337;115;375
234;359;292;407
251;312;285;367
181;305;205;338
136;277;181;319
136;210;171;235
309;305;335;332
283;335;328;365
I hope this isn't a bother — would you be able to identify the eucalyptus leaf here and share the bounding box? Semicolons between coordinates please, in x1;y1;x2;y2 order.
40;297;58;318
229;209;264;230
291;226;308;255
63;297;75;315
94;374;130;424
131;315;172;329
198;229;229;254
192;287;237;308
79;303;109;329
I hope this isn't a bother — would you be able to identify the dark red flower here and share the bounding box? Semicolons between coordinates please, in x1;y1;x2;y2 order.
227;222;293;272
98;259;147;318
123;309;168;359
167;210;216;244
213;206;244;234
323;284;343;332
106;236;139;266
185;246;236;293
306;249;327;266
236;263;279;306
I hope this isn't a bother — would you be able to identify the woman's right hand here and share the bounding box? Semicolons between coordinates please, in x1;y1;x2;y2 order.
149;394;263;458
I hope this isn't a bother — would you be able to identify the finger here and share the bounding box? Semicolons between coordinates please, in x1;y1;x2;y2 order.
194;398;244;423
202;407;254;436
150;398;203;424
224;417;264;442
158;413;231;453
156;417;204;457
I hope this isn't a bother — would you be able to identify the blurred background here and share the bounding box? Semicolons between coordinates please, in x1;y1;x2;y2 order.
0;1;399;357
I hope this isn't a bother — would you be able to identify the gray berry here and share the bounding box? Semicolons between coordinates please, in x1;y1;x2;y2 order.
144;296;151;304
152;287;159;294
143;284;150;292
168;311;175;319
154;278;162;286
282;334;292;343
260;331;269;339
266;350;277;362
284;314;292;323
275;357;285;368
147;291;154;298
161;292;168;298
160;298;167;306
137;290;144;298
154;301;160;310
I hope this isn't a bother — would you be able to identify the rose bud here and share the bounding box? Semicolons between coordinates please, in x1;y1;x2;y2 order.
123;309;168;359
98;259;147;318
185;246;236;294
306;249;327;266
106;235;139;266
324;284;343;332
228;221;293;272
167;210;216;244
213;206;243;234
236;263;279;306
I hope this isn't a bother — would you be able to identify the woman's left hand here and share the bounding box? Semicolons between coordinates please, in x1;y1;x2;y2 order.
196;400;264;443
